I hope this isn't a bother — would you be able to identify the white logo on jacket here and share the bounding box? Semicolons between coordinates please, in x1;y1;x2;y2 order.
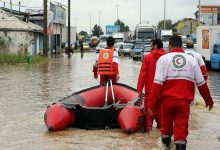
103;52;109;59
172;55;186;68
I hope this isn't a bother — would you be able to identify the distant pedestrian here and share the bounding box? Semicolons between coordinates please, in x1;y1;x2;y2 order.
80;42;84;54
148;35;213;150
137;38;166;132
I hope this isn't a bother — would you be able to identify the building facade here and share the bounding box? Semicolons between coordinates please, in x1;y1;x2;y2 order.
173;18;203;35
0;9;43;55
195;5;220;25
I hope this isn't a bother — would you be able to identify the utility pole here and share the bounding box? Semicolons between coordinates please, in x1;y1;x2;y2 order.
115;5;119;22
198;0;201;26
90;14;92;36
140;0;141;24
19;1;21;12
4;2;5;8
98;11;101;37
67;0;71;54
43;0;48;56
10;0;12;13
164;0;166;30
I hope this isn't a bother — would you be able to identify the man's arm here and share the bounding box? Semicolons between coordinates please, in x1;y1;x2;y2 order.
194;61;213;110
148;57;165;114
137;55;148;95
197;84;213;111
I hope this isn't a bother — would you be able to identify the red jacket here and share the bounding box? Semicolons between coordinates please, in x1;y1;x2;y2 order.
137;48;166;95
148;48;213;111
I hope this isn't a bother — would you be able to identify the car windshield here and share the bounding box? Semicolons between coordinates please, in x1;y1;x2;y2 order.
114;44;121;48
144;47;151;52
135;44;144;48
101;43;107;48
161;35;172;42
124;45;133;49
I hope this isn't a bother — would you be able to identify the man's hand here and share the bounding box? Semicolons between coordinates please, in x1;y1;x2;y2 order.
138;93;143;100
94;74;98;79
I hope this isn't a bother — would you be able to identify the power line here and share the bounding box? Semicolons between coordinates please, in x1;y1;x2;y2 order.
0;0;42;8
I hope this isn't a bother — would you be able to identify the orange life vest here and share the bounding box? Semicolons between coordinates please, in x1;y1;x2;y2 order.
97;48;115;75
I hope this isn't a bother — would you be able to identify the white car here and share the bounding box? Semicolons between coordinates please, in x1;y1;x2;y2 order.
114;42;124;55
96;42;107;53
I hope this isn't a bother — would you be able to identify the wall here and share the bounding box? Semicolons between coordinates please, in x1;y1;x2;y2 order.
0;31;34;54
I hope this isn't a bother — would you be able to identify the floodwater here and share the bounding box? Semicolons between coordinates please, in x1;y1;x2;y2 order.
0;52;220;150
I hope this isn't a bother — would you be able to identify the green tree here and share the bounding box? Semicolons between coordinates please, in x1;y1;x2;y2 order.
157;19;174;30
92;24;104;37
114;19;130;32
79;31;88;37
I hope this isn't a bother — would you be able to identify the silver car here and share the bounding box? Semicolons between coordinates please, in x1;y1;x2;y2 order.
123;43;134;56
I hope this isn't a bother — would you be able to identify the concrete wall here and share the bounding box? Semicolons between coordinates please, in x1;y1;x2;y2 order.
0;31;42;55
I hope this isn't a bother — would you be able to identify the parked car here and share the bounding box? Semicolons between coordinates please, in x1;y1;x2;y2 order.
123;43;134;56
114;42;124;56
83;42;90;50
130;42;145;61
140;46;151;61
95;42;107;53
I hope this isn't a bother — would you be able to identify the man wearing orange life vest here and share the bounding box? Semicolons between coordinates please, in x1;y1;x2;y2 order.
148;36;213;150
93;36;120;85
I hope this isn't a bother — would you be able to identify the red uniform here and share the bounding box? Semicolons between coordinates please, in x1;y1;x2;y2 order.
148;48;213;145
137;48;165;130
93;48;119;85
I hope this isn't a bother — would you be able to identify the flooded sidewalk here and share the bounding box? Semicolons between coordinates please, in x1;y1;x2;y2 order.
0;53;220;150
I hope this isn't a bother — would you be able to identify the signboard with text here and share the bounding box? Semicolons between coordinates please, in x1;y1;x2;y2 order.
50;3;66;25
106;25;120;35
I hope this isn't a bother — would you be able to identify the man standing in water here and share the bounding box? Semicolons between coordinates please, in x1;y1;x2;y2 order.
185;40;208;80
148;36;213;150
93;36;120;85
137;38;166;131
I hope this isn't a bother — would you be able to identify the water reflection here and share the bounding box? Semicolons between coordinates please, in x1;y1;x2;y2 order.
0;53;219;150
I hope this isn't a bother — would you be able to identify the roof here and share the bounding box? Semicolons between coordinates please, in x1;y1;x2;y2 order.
173;18;204;26
0;9;42;33
198;5;220;8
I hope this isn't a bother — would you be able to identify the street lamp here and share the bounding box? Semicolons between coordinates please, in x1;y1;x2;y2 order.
115;4;120;22
90;14;92;36
140;0;141;24
198;0;201;25
98;11;101;37
164;0;166;30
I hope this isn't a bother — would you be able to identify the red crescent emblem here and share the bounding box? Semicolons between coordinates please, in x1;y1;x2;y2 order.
176;58;181;65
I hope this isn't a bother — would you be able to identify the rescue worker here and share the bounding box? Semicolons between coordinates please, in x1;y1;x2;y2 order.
148;35;213;150
137;38;166;131
93;36;120;85
185;40;208;80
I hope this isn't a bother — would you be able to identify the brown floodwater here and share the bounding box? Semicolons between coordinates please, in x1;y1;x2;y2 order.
0;53;220;150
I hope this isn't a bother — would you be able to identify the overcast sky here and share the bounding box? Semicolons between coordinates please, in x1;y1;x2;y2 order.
2;0;220;33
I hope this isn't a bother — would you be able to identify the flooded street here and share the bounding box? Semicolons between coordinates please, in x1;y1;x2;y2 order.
0;52;220;150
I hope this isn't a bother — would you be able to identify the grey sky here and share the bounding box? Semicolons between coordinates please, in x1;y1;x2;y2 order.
2;0;220;33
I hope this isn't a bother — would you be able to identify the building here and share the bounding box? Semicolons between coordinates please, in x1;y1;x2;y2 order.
173;18;204;35
0;9;43;55
195;5;220;25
